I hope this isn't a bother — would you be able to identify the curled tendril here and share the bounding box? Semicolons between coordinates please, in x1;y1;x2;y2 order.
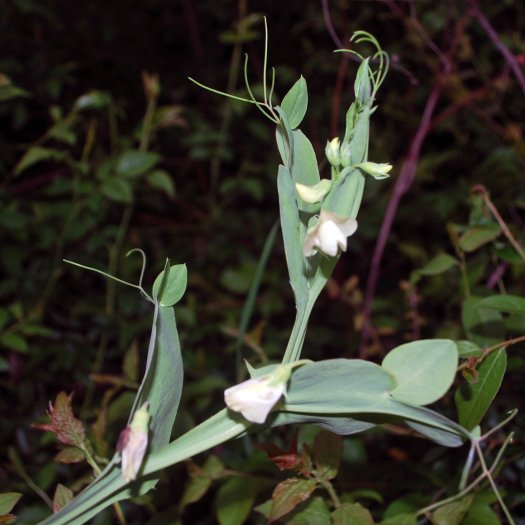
336;30;390;99
64;250;154;304
188;16;279;124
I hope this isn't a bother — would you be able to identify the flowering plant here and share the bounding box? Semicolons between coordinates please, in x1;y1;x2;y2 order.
31;24;516;525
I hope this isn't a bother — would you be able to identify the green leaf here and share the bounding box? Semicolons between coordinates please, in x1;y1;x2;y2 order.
216;477;260;525
277;165;308;307
0;84;30;102
276;359;469;447
379;514;418;525
179;456;224;510
431;495;473;525
312;430;342;481
290;130;320;187
458;224;501;252
382;340;458;406
322;169;365;220
332;503;374;525
455;341;482;358
131;305;185;443
348;106;371;164
0;493;22;515
286;496;331;525
0;333;28;353
462;297;505;348
463;498;501;525
281;76;308;129
455;348;507;430
146;169;175;198
101;178;133;204
152;263;187;307
411;254;458;283
354;58;372;105
269;478;317;523
74;90;111;111
14;146;68;175
53;484;74;513
115;150;160;178
55;447;86;464
476;294;525;316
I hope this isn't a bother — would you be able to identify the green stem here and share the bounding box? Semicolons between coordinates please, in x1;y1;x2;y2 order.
281;299;315;364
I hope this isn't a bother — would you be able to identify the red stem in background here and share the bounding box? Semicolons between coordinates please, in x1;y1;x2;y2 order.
180;0;204;60
359;83;442;357
468;0;525;95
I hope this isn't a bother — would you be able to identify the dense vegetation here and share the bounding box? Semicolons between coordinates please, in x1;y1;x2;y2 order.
1;1;524;523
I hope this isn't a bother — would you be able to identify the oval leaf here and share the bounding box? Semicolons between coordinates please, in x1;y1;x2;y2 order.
115;150;160;178
269;478;317;523
382;340;458;406
216;477;260;525
101;178;133;204
476;294;525;316
458;224;501;252
152;263;187;307
332;503;374;525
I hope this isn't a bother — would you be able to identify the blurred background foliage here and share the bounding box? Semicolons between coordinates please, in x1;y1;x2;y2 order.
1;0;524;523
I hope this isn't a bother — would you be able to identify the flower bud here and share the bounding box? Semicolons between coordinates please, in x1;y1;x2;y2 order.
325;137;341;167
295;179;332;204
117;402;150;482
355;162;392;179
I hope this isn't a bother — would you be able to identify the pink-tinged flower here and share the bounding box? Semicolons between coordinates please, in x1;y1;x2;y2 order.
224;361;311;424
224;376;286;424
117;402;150;482
303;210;358;257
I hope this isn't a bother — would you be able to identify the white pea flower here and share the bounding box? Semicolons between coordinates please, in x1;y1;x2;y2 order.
117;402;150;482
225;362;311;424
225;376;287;424
303;210;358;257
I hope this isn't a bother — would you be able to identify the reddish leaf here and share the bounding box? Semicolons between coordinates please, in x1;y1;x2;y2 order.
55;447;86;464
32;392;86;448
52;484;74;513
269;478;317;523
258;432;304;471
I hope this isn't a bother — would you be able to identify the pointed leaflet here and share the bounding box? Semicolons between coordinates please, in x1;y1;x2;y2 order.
277;165;308;307
455;348;507;430
290;130;320;186
281;76;308;129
